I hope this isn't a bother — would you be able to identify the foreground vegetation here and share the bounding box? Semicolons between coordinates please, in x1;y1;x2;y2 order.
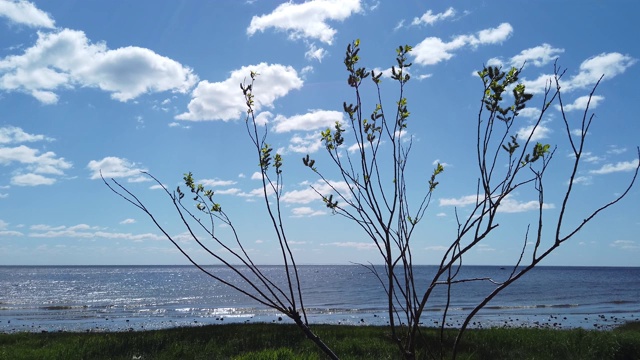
1;322;639;360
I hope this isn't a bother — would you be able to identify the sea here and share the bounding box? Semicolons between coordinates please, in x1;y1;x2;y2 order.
1;265;638;333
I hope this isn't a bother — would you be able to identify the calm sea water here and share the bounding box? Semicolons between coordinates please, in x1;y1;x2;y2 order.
1;265;638;333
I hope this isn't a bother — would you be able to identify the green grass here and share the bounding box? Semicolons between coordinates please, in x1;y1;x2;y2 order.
1;321;639;360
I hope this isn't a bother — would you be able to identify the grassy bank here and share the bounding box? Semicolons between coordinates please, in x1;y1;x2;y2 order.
1;321;639;360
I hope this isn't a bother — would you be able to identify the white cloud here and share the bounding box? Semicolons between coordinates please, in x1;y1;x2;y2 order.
272;109;344;133
0;126;52;144
524;52;636;94
29;226;165;242
411;7;455;26
372;66;412;80
439;194;554;213
580;152;604;163
0;29;197;104
120;218;136;225
476;244;495;252
521;74;554;94
393;19;405;31
250;171;263;180
439;194;478;207
291;206;326;217
425;245;449;251
0;0;55;28
610;240;638;250
497;196;554;213
176;63;302;121
485;57;503;68
571;129;585;137
571;53;636;89
510;43;564;68
281;180;351;204
30;89;58;104
300;66;314;76
559;95;604;112
569;176;592;186
87;156;147;181
247;0;362;45
288;133;322;154
589;159;640;175
0;140;71;187
347;141;368;153
432;159;451;168
324;241;376;250
11;172;55;186
435;212;446;217
305;43;327;62
412;23;512;66
149;184;165;190
215;188;242;195
516;123;552;142
607;146;627;155
517;107;542;119
198;179;236;187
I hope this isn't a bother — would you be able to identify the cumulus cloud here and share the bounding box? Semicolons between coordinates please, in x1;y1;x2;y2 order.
569;176;593;186
291;206;326;217
0;0;55;28
272;109;344;133
11;173;55;186
87;156;148;182
0;129;71;187
516;122;552;142
305;43;327;62
411;7;455;26
559;95;604;112
0;126;52;144
412;23;513;66
247;0;362;45
281;180;351;204
0;29;197;104
176;63;303;121
589;159;640;175
497;196;554;213
439;194;478;207
288;133;322;154
523;52;636;94
509;43;564;68
571;53;637;88
517;107;542;119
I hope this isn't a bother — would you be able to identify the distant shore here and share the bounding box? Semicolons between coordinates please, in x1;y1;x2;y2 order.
1;321;639;359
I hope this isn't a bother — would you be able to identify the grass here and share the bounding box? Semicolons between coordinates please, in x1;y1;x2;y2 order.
0;321;639;359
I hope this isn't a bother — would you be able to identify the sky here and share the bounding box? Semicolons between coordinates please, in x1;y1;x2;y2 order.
0;0;638;266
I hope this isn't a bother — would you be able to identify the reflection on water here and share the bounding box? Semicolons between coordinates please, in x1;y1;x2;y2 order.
1;265;638;333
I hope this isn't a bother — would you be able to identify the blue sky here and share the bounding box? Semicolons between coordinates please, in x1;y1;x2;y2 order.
0;0;638;266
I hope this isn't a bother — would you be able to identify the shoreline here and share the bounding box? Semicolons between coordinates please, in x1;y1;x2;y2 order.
2;311;635;335
1;321;639;359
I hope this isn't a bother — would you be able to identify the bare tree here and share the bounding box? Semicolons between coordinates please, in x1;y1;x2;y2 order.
104;40;638;360
103;71;338;360
303;40;639;359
